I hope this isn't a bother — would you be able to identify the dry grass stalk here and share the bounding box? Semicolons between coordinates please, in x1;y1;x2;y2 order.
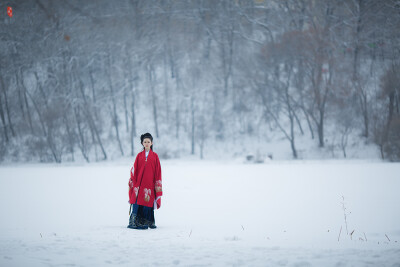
385;234;390;241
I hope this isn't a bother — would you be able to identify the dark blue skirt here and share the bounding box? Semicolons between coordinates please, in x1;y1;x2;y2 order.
129;203;155;227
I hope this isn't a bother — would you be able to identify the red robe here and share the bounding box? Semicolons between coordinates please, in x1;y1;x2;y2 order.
129;149;162;209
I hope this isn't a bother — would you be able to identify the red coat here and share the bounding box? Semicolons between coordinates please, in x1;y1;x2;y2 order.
129;149;162;208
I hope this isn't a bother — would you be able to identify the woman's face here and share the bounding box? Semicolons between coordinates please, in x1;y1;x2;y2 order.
142;138;152;150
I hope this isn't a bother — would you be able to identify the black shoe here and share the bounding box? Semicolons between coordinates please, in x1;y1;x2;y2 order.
149;224;157;229
127;224;148;230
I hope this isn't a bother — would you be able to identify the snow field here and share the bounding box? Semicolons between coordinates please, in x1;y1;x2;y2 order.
0;160;399;266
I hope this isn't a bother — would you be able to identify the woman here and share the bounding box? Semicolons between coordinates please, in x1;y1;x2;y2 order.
127;133;162;230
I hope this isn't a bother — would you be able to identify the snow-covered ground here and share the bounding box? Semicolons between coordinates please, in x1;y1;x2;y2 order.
0;159;399;266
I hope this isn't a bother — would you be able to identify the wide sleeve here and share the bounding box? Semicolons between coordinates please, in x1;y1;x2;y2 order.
129;155;139;188
153;154;162;209
154;154;163;198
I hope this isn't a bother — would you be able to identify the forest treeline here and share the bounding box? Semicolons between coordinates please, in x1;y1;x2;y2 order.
0;0;399;162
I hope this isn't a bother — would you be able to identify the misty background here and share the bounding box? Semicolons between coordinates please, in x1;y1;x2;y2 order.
1;0;399;163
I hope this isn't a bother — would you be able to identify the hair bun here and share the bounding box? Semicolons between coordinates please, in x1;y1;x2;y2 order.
140;132;153;143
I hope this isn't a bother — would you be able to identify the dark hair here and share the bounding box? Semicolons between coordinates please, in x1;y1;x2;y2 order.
140;132;153;150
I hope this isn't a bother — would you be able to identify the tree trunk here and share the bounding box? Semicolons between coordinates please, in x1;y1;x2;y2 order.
317;111;324;147
148;64;159;138
74;106;89;163
303;107;314;139
25;88;61;163
191;97;195;155
130;89;137;156
78;76;107;160
353;0;369;138
175;68;181;139
0;92;9;142
289;111;298;159
63;114;75;162
163;44;170;123
123;89;129;133
124;46;137;156
20;70;35;134
88;69;99;121
16;71;27;123
294;111;304;135
123;46;131;133
0;74;16;137
106;49;124;156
